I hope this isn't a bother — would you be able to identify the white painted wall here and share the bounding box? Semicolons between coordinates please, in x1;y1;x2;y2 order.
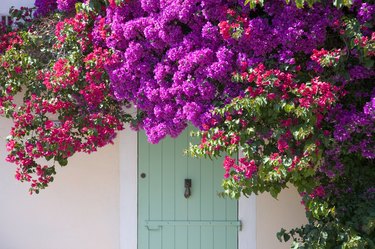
239;195;257;249
0;0;34;15
256;188;307;249
119;127;138;249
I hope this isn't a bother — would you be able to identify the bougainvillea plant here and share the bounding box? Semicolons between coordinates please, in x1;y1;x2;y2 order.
0;2;131;193
188;1;375;248
0;0;374;248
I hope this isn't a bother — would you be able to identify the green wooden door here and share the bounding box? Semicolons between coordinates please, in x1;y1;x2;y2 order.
138;127;239;249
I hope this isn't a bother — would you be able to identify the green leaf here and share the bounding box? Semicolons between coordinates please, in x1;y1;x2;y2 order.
283;103;295;113
277;228;287;242
295;0;305;8
333;0;343;8
363;57;374;68
58;158;68;167
283;233;291;242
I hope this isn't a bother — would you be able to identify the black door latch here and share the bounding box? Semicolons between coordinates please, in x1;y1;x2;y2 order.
184;179;192;198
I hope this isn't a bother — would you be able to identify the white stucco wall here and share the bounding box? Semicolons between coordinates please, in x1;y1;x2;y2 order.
256;188;307;249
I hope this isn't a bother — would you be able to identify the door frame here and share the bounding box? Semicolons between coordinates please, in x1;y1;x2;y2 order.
119;126;257;249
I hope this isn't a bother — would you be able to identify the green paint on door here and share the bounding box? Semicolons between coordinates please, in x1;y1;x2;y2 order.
138;127;238;249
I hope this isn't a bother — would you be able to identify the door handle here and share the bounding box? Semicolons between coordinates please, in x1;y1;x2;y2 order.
184;179;192;198
146;224;162;230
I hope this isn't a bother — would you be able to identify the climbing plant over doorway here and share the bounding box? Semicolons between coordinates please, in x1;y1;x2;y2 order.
0;0;373;247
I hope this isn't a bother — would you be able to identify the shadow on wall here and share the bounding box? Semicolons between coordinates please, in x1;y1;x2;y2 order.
257;187;307;249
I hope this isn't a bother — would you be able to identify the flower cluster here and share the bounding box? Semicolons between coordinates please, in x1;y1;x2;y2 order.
191;64;341;198
34;0;80;16
34;0;57;16
311;49;344;68
230;1;340;62
103;0;343;144
223;156;257;180
330;103;374;159
1;3;130;193
0;32;23;53
104;0;238;143
57;0;79;12
43;58;81;91
218;9;250;40
357;2;374;24
54;11;91;50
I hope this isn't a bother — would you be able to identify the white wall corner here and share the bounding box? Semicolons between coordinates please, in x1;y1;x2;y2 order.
119;125;138;249
239;194;257;249
238;149;257;249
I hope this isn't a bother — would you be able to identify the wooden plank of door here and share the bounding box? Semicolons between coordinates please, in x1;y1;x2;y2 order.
213;157;228;249
187;126;202;249
149;138;163;249
162;137;176;249
200;150;214;248
174;129;188;249
138;132;150;249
